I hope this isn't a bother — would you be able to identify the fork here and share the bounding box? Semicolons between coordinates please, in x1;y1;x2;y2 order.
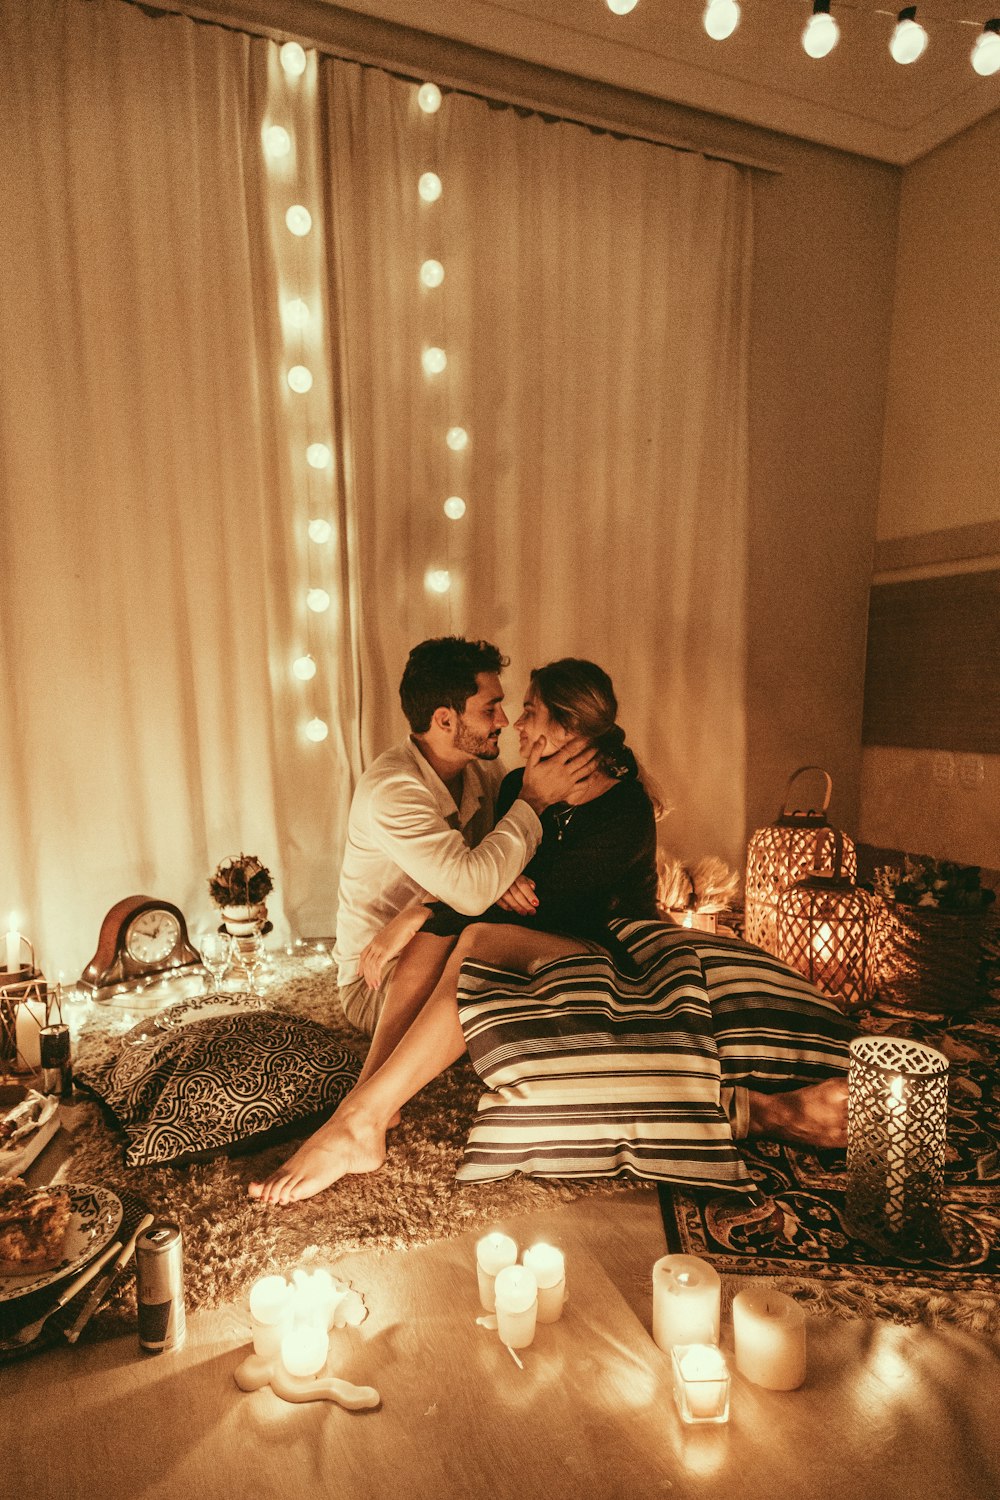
0;1238;122;1351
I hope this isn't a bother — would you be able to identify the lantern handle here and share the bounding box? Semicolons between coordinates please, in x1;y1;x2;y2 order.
810;827;847;881
779;765;833;823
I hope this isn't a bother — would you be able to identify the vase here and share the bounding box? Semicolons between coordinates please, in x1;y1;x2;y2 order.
875;905;995;1013
220;902;268;937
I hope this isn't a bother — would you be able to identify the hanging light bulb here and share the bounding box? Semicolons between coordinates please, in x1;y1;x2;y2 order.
293;655;317;681
802;0;840;56
285;205;312;236
443;496;466;520
308;518;333;543
607;0;639;12
418;172;442;203
426;569;452;594
703;0;741;40
446;426;468;452
306;443;331;469
287;365;313;393
420;259;445;288
889;7;928;63
306;718;329;743
972;18;1000;73
262;125;291;158
422;347;447;376
306;588;331;612
284;298;310;328
280;42;307;78
417;82;442;113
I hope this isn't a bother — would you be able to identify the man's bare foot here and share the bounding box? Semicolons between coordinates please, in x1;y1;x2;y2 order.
747;1077;848;1149
248;1107;387;1206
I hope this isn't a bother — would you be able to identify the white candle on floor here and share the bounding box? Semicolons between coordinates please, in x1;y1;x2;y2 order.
14;994;47;1070
249;1275;294;1359
476;1232;518;1311
652;1255;721;1351
280;1323;329;1379
885;1075;908;1233
494;1265;538;1351
672;1343;731;1422
522;1243;566;1323
732;1288;807;1390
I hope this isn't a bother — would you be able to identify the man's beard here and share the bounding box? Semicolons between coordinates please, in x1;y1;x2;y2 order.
454;716;501;759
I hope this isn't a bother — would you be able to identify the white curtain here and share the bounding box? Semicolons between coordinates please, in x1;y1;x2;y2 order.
0;0;751;980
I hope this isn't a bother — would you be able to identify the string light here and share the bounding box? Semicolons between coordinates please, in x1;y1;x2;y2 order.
972;16;1000;70
306;443;331;469
279;41;306;78
283;298;310;328
803;0;840;56
426;569;452;594
262;125;291;158
703;0;741;39
293;655;317;680
890;5;928;61
443;497;466;520
422;346;448;375
417;82;442;113
287;365;313;393
420;259;445;288
305;718;329;742
285;205;312;236
607;0;640;12
307;518;333;543
418;172;442;203
446;426;469;451
306;588;331;612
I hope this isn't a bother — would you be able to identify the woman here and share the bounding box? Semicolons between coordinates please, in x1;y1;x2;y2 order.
250;658;660;1205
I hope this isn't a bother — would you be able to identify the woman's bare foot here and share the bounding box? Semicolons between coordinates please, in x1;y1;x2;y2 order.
248;1106;388;1206
747;1077;848;1149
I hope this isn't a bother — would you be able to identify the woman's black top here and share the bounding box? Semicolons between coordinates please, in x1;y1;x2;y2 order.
422;766;659;958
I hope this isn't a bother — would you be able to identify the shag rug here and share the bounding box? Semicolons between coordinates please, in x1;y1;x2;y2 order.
660;998;1000;1334
56;952;636;1334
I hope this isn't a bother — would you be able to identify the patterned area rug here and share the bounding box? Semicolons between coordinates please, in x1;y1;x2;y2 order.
661;998;1000;1332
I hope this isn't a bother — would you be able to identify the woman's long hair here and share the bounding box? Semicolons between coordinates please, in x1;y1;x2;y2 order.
530;658;665;817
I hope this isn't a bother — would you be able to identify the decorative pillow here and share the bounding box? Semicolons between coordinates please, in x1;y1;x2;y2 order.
76;1009;359;1167
455;920;855;1187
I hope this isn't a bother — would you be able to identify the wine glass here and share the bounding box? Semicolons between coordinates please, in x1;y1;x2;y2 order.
199;932;231;995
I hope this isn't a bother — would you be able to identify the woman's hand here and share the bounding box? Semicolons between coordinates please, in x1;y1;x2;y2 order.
359;903;429;989
496;874;538;916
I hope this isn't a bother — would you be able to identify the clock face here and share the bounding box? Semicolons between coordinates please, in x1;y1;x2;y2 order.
125;909;181;965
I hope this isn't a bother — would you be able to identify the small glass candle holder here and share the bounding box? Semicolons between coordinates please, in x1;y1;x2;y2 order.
671;1344;731;1425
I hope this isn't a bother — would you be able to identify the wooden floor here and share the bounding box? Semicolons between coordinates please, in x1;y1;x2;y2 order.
4;1183;1000;1500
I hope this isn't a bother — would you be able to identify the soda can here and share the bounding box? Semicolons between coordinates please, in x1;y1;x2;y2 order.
136;1221;186;1353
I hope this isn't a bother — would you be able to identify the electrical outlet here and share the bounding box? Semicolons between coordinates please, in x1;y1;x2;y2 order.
931;752;955;787
957;753;985;790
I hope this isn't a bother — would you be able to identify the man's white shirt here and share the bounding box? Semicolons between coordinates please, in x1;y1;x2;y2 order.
333;738;542;986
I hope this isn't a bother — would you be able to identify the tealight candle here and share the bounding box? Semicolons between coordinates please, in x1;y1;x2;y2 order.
280;1322;329;1379
476;1232;518;1312
249;1275;295;1359
493;1265;538;1351
522;1243;566;1323
671;1343;731;1424
732;1288;807;1390
651;1255;721;1351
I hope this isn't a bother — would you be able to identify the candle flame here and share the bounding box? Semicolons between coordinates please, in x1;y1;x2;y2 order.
889;1075;905;1101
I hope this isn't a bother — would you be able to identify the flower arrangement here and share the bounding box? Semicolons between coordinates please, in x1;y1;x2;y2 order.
874;856;996;914
657;853;740;915
208;853;274;910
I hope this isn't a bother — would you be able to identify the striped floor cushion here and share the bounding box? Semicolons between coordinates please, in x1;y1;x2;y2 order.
455;919;856;1188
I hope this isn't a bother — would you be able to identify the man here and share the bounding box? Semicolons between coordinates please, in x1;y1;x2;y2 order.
332;635;596;1037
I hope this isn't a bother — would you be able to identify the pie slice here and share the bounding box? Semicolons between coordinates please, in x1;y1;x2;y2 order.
0;1177;72;1277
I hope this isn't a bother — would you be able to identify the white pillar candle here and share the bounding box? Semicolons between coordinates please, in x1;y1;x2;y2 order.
249;1275;294;1359
522;1243;566;1324
280;1323;329;1378
732;1288;807;1390
5;928;23;976
493;1265;538;1351
476;1232;518;1312
652;1255;721;1351
671;1343;731;1423
14;995;47;1070
885;1075;907;1233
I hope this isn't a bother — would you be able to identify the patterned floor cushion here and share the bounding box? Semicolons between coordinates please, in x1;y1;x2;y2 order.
455;920;854;1187
76;1008;359;1167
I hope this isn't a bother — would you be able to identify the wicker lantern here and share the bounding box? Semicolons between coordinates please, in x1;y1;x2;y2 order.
744;766;856;955
774;834;878;1010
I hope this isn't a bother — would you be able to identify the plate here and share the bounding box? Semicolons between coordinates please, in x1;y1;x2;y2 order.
0;1185;123;1304
124;991;270;1044
0;1092;61;1179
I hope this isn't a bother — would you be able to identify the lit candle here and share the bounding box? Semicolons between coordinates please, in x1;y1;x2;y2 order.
493;1265;538;1351
885;1075;907;1233
249;1275;294;1359
671;1343;731;1423
280;1323;329;1378
651;1255;721;1351
476;1232;518;1312
5;926;22;976
732;1288;807;1390
14;993;48;1070
522;1243;566;1323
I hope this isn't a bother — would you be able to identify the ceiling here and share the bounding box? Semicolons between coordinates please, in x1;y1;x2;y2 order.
327;0;1000;163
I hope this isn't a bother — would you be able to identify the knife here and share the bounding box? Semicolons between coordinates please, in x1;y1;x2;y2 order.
64;1211;155;1345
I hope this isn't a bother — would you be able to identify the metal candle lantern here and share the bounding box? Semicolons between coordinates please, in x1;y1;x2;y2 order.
744;766;856;955
774;833;878;1010
846;1036;949;1250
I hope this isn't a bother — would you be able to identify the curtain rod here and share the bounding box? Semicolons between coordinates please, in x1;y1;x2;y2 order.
118;0;782;174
